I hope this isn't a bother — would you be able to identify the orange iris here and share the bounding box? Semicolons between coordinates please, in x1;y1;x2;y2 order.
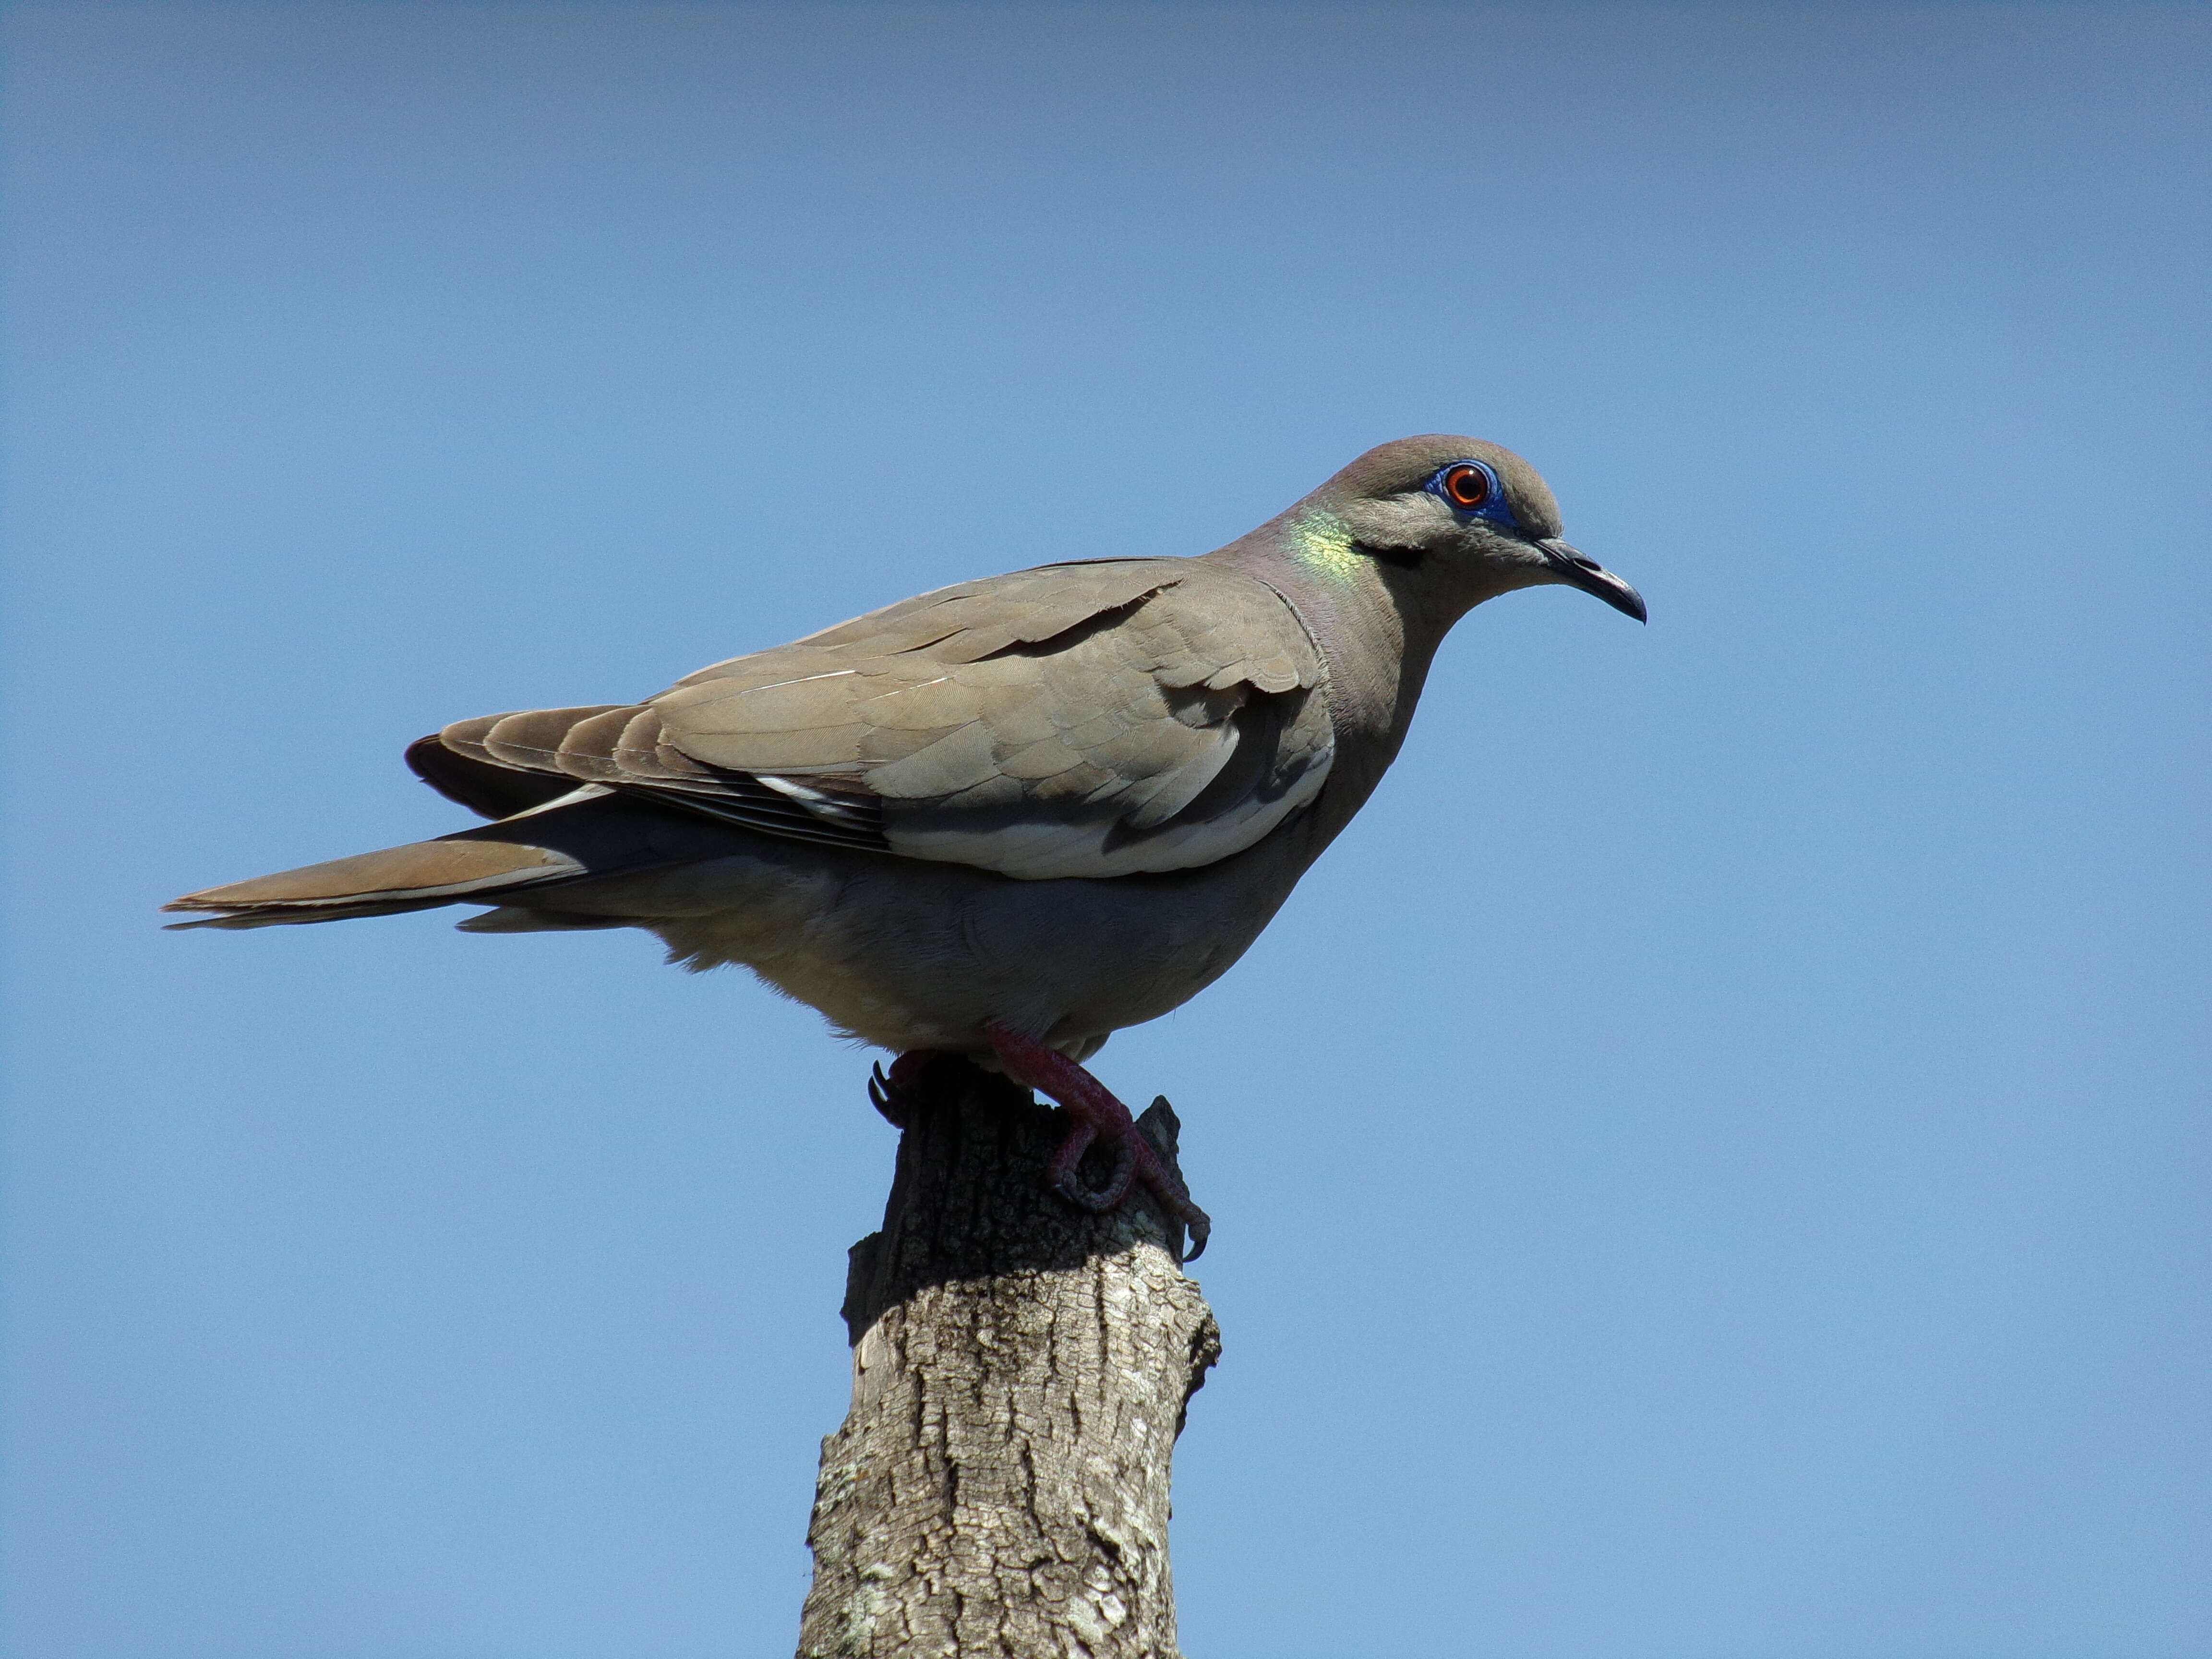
1443;464;1490;510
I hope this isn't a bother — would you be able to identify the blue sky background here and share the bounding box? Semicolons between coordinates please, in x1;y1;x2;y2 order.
3;4;2207;1656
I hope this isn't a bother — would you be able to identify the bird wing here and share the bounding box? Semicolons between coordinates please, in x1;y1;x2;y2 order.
430;558;1334;879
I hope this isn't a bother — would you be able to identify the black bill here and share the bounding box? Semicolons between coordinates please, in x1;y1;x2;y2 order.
1536;538;1647;623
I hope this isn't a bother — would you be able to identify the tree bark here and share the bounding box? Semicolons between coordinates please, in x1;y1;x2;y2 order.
798;1059;1221;1659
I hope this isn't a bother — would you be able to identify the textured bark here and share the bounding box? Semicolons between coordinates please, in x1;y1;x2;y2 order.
799;1060;1221;1659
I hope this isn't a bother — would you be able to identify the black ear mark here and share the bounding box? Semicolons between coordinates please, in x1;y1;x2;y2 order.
1352;540;1426;570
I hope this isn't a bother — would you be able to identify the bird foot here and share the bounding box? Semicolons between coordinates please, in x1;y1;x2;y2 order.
983;1021;1212;1261
866;1049;958;1130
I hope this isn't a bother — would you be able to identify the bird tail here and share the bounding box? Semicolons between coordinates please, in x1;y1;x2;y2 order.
162;788;697;931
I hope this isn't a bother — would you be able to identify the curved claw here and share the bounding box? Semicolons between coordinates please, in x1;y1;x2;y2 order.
866;1062;907;1128
1052;1166;1116;1213
1135;1158;1211;1261
868;1053;954;1130
1053;1134;1139;1213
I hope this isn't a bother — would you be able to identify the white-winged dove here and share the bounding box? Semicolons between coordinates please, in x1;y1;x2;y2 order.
168;436;1643;1254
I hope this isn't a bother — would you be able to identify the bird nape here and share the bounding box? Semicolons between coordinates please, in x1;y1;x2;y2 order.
166;435;1644;1258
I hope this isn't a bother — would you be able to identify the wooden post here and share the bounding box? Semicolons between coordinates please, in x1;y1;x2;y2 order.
798;1060;1221;1659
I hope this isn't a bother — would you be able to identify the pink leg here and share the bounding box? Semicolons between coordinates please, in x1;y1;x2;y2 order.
984;1022;1212;1260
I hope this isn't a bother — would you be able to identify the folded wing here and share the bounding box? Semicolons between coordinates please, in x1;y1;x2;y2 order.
427;559;1334;879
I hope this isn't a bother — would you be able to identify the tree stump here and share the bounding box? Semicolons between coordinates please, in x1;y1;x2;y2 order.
798;1058;1221;1659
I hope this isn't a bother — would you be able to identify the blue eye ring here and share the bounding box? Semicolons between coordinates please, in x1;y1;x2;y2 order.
1425;459;1518;528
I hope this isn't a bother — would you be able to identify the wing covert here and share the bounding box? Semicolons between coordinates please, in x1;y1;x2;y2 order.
433;559;1334;878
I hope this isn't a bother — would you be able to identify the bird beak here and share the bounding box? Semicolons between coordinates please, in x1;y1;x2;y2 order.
1536;539;1646;623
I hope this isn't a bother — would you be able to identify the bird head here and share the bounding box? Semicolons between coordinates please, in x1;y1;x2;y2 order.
1281;434;1645;624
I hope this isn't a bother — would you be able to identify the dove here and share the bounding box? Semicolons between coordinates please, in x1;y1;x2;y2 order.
166;435;1643;1255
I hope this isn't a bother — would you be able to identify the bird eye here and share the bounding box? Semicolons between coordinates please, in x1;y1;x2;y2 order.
1441;463;1491;510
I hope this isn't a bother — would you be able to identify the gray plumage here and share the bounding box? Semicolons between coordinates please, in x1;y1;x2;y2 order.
168;434;1642;1068
441;557;1332;879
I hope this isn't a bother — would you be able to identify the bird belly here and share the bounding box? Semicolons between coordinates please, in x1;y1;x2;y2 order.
533;837;1300;1057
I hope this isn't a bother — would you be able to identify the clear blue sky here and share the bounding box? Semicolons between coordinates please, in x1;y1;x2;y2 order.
3;5;2206;1656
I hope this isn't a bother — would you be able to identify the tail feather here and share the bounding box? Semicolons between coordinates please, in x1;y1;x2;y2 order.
165;894;466;931
162;791;738;931
453;906;630;934
164;836;589;929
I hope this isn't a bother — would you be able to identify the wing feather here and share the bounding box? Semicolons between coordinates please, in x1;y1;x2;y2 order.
428;558;1333;878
